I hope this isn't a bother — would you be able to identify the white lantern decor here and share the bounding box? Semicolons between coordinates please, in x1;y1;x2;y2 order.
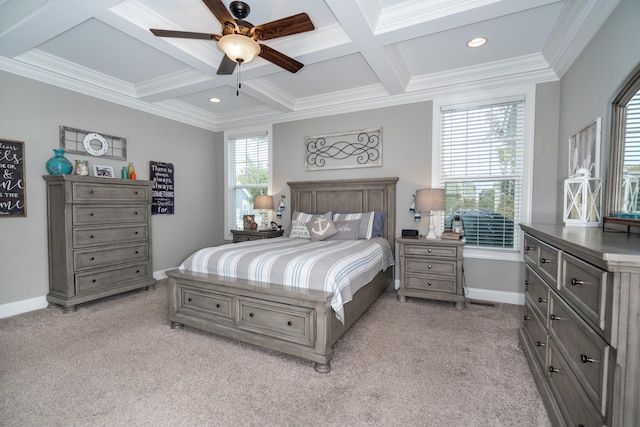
563;168;602;226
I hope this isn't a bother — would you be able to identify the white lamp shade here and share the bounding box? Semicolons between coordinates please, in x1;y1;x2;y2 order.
218;34;261;63
254;194;274;210
415;188;445;212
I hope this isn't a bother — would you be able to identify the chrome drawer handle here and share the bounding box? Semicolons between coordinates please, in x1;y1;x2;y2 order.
524;280;532;285
427;249;432;253
548;366;559;373
427;281;432;286
523;315;531;321
537;297;547;303
571;278;585;286
580;354;597;364
550;314;562;321
525;246;535;251
427;265;432;269
540;258;552;264
536;341;546;347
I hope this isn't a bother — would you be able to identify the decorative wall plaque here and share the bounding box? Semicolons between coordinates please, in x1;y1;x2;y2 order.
305;128;382;171
59;125;127;160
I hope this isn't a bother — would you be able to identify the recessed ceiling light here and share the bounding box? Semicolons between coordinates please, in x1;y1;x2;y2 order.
467;37;487;48
209;97;221;103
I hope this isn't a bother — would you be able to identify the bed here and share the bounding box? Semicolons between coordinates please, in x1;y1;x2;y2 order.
165;177;398;373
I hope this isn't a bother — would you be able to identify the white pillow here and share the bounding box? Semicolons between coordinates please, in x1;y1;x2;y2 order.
289;219;311;239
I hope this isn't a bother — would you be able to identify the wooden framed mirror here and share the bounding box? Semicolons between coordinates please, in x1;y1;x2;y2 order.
604;62;640;232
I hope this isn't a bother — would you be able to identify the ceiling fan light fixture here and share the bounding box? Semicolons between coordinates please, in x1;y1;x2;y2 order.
218;34;260;63
467;37;487;48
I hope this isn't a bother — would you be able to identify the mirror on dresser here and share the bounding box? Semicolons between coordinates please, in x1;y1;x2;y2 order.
604;62;640;232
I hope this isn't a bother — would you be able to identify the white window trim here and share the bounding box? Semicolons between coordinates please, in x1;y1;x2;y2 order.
432;85;535;261
224;124;273;241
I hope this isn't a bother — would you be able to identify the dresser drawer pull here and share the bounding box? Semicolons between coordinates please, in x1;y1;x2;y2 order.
135;231;139;235
540;257;552;264
90;257;95;261
570;278;585;286
537;297;547;303
92;279;96;283
427;265;432;269
89;190;94;194
134;212;139;215
548;365;560;373
90;212;94;216
524;280;532;285
550;314;562;321
580;354;597;364
90;235;94;239
188;297;192;302
216;303;221;308
523;315;531;321
249;312;255;317
427;249;432;253
525;246;536;251
287;321;293;326
135;250;139;254
536;341;546;347
427;281;432;286
136;270;140;274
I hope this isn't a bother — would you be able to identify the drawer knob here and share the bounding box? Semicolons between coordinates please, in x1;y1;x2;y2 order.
89;190;94;194
550;314;562;321
90;235;94;239
536;341;546;347
92;279;96;283
90;212;94;216
540;257;552;264
537;297;547;303
571;278;585;286
580;354;596;364
188;297;192;302
136;270;140;274
523;315;530;321
427;281;432;286
427;265;432;269
427;249;432;253
548;365;559;374
524;280;532;285
525;246;536;251
249;312;255;318
135;250;139;254
134;212;139;215
216;303;221;308
90;257;95;261
287;321;293;326
135;231;139;235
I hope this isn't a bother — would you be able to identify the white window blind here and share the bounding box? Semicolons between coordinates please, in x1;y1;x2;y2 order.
440;100;524;249
226;132;269;233
624;90;640;212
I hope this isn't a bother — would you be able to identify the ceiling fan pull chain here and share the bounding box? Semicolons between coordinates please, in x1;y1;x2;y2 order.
236;60;242;96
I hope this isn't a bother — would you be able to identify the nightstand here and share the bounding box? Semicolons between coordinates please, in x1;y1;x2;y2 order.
397;237;465;309
231;229;284;243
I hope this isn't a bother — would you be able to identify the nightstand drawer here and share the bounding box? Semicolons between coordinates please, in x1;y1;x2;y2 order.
403;244;457;258
405;258;456;276
404;275;456;293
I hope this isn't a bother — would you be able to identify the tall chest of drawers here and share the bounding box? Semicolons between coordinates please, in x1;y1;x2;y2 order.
44;175;156;313
519;224;640;427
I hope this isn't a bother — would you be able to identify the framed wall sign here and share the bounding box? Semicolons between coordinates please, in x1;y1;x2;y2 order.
60;125;127;161
150;161;174;215
0;139;26;217
569;117;601;178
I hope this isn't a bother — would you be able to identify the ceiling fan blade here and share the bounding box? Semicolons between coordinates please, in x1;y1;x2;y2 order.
150;29;220;41
259;44;304;73
250;13;314;41
217;55;237;75
202;0;238;31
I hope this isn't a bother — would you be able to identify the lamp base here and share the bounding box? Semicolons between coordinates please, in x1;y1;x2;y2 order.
425;212;438;239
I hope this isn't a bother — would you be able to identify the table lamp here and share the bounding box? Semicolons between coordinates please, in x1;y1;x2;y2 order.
253;194;274;230
415;188;445;239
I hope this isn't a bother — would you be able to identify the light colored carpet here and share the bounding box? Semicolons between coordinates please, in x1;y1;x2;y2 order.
0;280;550;427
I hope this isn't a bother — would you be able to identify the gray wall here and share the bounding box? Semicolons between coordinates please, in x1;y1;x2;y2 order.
556;0;640;221
0;71;225;305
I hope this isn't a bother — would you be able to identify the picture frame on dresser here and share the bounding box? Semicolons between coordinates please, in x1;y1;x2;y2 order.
92;164;115;178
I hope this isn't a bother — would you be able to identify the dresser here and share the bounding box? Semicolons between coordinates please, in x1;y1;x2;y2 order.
231;229;283;243
44;175;156;313
519;224;640;427
397;237;465;309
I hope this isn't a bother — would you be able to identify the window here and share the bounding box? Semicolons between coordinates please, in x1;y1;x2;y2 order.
434;95;531;256
622;90;640;212
225;131;270;236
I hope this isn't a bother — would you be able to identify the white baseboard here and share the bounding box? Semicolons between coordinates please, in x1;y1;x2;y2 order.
0;296;48;319
1;269;174;319
465;287;524;305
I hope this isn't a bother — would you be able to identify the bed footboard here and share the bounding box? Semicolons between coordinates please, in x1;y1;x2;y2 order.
165;267;391;373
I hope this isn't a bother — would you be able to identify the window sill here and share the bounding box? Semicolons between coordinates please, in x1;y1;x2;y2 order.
462;247;522;262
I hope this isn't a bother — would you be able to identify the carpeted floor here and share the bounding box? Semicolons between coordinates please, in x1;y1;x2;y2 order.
0;280;550;426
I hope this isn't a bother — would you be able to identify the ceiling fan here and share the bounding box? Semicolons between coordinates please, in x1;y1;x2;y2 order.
150;0;314;75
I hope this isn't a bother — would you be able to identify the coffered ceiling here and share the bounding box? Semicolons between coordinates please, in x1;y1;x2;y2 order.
0;0;619;130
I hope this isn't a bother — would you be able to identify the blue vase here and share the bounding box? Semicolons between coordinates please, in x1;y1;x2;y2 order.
46;149;73;175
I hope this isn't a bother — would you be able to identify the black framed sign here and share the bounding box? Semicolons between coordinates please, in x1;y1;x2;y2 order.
0;139;26;217
150;161;174;215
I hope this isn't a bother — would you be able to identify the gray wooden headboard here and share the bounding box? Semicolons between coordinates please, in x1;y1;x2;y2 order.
287;177;398;246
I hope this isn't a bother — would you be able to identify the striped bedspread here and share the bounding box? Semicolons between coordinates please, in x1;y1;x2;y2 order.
178;237;394;323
